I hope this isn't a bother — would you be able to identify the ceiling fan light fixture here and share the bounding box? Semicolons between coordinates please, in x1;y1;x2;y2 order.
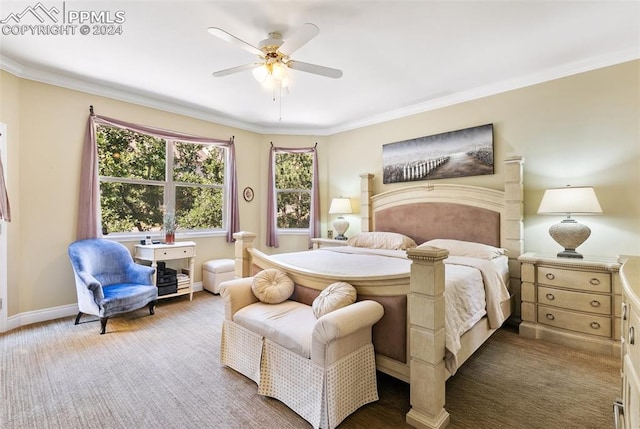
253;61;290;89
252;65;269;83
271;62;287;80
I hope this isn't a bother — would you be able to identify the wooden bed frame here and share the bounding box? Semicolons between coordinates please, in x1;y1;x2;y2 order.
233;156;524;429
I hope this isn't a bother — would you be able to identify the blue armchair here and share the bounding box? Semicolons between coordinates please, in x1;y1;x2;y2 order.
68;238;158;334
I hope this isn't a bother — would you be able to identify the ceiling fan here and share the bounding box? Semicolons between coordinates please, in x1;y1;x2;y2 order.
207;23;343;86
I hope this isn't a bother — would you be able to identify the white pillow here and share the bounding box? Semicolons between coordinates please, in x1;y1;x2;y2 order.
251;269;295;304
347;232;417;250
418;239;506;260
312;282;357;318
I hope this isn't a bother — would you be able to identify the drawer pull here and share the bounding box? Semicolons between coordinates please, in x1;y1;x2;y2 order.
589;278;600;286
622;303;628;321
630;327;635;345
545;273;555;281
545;293;555;301
545;313;555;321
590;321;601;330
590;300;601;308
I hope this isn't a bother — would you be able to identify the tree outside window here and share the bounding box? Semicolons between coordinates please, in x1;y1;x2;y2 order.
274;151;313;229
97;125;226;235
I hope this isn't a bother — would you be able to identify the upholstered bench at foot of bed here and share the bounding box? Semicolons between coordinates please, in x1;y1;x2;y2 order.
219;277;384;429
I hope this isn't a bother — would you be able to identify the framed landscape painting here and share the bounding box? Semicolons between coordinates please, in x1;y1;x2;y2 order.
382;123;494;184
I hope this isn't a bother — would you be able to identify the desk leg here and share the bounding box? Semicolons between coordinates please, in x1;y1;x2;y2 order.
188;256;195;301
151;261;158;286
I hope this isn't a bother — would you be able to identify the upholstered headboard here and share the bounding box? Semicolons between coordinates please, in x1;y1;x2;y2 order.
374;202;500;247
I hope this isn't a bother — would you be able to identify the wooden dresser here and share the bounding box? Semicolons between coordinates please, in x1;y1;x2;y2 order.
615;256;640;429
519;252;622;356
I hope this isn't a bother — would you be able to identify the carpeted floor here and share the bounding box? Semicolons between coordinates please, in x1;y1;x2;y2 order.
1;292;620;429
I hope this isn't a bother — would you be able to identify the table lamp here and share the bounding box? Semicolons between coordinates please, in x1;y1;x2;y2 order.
329;197;353;240
537;186;603;258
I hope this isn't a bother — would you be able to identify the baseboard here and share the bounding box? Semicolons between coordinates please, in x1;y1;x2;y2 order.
3;281;204;333
6;302;78;332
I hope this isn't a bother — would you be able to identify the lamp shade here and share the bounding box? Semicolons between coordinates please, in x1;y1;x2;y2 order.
537;186;603;215
329;197;353;215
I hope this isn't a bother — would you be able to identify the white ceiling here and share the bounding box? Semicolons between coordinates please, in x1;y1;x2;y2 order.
1;1;638;135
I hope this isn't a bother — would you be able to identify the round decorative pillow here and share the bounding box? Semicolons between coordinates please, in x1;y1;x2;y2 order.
251;269;295;304
312;282;357;318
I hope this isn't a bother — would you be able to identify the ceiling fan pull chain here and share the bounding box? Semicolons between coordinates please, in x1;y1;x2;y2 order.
279;83;283;121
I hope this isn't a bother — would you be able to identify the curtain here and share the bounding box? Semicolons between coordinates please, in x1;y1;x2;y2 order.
77;114;239;242
267;145;320;248
0;156;11;222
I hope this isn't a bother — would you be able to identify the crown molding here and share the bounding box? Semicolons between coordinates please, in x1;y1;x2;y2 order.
2;47;638;137
325;47;640;135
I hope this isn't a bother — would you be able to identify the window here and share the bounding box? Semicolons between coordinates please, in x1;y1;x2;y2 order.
274;151;314;229
97;125;227;235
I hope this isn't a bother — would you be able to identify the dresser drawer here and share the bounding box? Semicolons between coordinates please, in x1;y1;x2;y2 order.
538;286;611;315
154;245;194;260
538;266;611;293
538;305;612;338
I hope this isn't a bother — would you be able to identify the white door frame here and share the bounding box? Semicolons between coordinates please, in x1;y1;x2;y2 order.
0;122;7;332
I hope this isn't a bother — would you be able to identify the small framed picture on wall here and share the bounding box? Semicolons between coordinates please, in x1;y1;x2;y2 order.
243;187;254;202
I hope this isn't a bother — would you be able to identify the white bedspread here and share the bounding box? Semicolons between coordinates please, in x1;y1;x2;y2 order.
443;256;511;373
270;246;510;373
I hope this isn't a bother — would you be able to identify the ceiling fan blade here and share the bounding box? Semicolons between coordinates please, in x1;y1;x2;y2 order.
207;27;263;56
278;23;319;57
212;63;260;77
287;60;343;79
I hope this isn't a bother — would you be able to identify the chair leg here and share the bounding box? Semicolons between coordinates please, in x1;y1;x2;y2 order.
74;312;83;325
100;317;108;335
149;300;157;315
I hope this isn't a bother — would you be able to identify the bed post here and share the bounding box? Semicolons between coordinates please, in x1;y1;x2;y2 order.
360;173;374;232
405;246;450;429
233;231;256;278
502;156;525;319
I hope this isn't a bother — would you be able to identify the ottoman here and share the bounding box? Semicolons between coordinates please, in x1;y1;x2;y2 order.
202;259;235;294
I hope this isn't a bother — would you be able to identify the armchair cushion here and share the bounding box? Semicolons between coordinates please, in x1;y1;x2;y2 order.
234;300;315;358
102;283;158;315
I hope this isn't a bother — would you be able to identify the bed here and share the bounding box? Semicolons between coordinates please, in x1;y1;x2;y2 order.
232;156;525;429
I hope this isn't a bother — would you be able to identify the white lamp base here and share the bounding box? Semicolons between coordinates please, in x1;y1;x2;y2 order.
333;216;350;240
549;218;591;259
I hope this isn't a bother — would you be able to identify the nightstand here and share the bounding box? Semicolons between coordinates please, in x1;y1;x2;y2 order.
310;238;349;249
519;252;622;356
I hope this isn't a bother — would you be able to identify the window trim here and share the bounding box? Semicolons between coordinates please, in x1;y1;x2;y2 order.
96;126;230;237
267;144;319;248
273;152;314;232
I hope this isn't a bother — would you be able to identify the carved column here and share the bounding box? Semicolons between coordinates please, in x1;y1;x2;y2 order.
405;246;450;429
233;231;256;278
360;173;374;232
503;156;525;319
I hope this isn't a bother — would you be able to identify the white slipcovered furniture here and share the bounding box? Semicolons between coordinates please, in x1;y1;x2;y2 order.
219;275;384;429
202;259;235;294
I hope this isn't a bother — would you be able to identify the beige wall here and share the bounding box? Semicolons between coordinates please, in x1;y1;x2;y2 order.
0;59;638;324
